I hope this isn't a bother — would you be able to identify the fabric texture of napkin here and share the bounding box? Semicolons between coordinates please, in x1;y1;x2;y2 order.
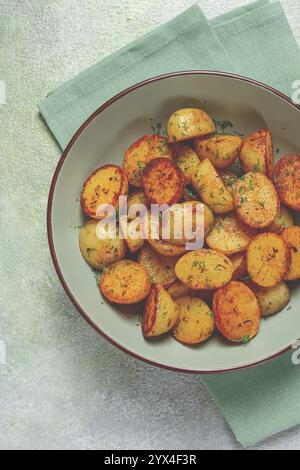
39;0;300;447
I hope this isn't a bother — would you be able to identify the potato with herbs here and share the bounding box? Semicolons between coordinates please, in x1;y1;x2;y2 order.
138;244;178;287
171;297;214;345
274;155;300;210
167;281;191;300
268;206;294;234
171;143;200;183
240;128;274;177
127;190;148;211
147;214;187;257
167;108;215;143
191;159;234;214
81;165;128;219
142;284;179;338
249;282;291;317
231;253;248;280
220;170;238;196
282;226;300;281
79;219;127;270
194;135;242;169
142;158;185;205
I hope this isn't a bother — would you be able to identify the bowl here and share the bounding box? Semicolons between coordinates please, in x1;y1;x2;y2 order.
47;71;300;374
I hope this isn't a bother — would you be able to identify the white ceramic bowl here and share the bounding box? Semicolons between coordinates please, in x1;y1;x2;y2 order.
48;71;300;374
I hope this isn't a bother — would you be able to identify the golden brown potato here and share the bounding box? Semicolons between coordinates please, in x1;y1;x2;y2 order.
171;143;200;183
194;135;242;169
171;297;215;345
100;260;151;304
127;190;148;211
231;253;248;281
146;214;187;257
167;281;191;300
220;170;238;196
175;249;233;290
249;281;291;317
240;128;274;177
274;155;300;211
167;108;215;143
234;172;279;229
247;233;291;287
213;281;261;343
79;219;127;270
81;165;128;219
142;158;185;205
142;284;179;338
206;214;257;255
282;226;300;281
138;244;178;287
268;206;294;234
191;159;234;214
123;135;173;188
119;217;144;254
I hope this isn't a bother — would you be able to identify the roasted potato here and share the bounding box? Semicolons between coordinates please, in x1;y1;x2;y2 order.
142;158;185;205
79;219;127;270
213;281;261;343
240;128;274;177
127;190;148;211
220;170;238;196
168;281;191;300
231;253;248;280
274;155;300;210
142;284;179;338
249;281;291;317
247;233;291;287
268;206;294;234
100;260;151;304
234;172;279;229
171;143;200;183
138;244;178;287
175;249;233;290
147;214;187;257
167;108;215;143
119;217;144;254
194;135;242;169
123;135;173;188
206;213;257;255
282;226;300;281
171;296;215;345
81;165;128;219
191;159;234;214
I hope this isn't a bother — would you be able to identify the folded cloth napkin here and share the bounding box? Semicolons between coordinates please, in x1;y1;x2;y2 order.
39;0;300;447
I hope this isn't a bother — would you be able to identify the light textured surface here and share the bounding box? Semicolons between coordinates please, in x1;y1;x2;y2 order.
1;0;300;450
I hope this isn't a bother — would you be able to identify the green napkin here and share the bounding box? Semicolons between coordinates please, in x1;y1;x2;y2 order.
39;1;300;447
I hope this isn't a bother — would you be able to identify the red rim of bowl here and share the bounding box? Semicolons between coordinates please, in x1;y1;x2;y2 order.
47;70;300;375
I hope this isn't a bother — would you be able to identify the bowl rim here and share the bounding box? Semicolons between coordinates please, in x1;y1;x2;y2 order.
47;70;300;375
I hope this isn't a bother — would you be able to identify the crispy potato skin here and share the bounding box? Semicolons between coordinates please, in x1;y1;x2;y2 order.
171;143;200;183
194;135;242;169
213;281;261;343
167;108;216;143
247;233;291;287
282;226;300;281
240;129;274;177
142;158;185;205
274;155;300;210
231;253;248;280
81;165;128;219
175;249;233;290
142;284;179;338
234;172;279;229
172;296;215;345
220;170;238;196
249;281;291;317
268;206;294;234
79;220;127;270
167;281;191;300
206;214;257;255
138;244;178;288
123;135;173;188
100;260;151;304
191;159;234;214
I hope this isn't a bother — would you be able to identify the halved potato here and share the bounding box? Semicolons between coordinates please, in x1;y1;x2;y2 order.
171;297;214;345
167;108;215;143
282;226;300;281
231;253;248;280
234;172;279;229
138;244;178;287
175;249;233;290
79;219;127;270
247;233;291;287
142;284;179;338
81;165;128;219
147;214;187;257
127;190;148;211
119;217;144;254
171;143;200;183
142;158;185;205
123;135;173;188
268;206;294;234
191;159;234;214
168;281;191;300
100;260;151;304
206;214;257;255
220;170;238;196
240;128;274;177
249;281;291;317
213;281;260;343
194;135;242;169
274;155;300;210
